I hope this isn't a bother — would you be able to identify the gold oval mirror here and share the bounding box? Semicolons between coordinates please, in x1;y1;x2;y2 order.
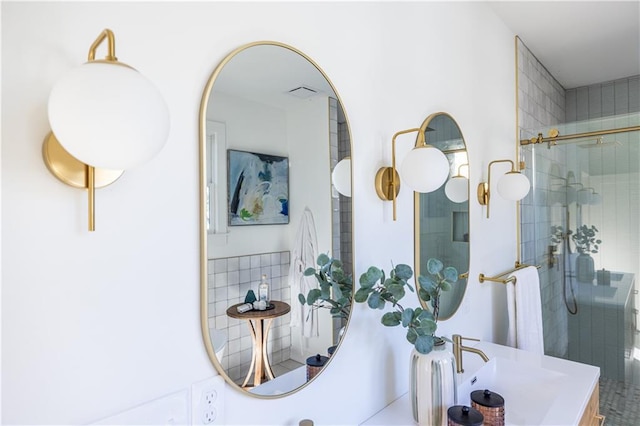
199;41;353;398
414;112;469;320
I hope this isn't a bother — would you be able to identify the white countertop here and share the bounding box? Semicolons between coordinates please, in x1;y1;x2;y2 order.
574;272;635;307
361;341;599;426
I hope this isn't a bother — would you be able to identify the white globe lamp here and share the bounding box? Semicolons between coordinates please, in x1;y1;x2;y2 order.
497;171;530;201
400;146;449;193
331;158;351;197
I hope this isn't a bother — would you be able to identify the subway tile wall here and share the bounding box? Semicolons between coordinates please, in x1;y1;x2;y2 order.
517;39;566;133
565;76;640;121
517;38;568;358
208;251;291;385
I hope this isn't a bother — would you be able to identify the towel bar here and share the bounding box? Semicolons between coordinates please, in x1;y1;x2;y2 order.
479;262;541;284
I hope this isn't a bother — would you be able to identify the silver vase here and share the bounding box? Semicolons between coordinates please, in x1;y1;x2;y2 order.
409;340;457;426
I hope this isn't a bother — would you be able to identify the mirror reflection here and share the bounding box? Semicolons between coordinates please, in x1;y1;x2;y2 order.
200;42;353;397
414;113;469;320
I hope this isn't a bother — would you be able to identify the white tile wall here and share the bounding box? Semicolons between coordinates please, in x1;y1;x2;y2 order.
208;251;291;384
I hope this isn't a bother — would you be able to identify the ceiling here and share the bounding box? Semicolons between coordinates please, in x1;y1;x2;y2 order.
488;1;640;89
212;44;335;109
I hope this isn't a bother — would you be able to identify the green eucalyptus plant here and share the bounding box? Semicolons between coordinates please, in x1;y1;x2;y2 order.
354;258;458;355
298;254;352;320
570;224;601;254
550;225;564;245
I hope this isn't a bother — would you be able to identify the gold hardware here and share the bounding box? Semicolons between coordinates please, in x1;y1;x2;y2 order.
42;133;123;231
595;414;605;425
547;245;559;269
88;29;117;62
479;262;541;284
452;334;489;374
520;126;640;146
459;272;469;279
548;128;560;138
374;167;400;203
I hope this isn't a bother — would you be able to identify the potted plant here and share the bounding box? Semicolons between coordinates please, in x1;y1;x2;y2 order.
354;258;458;426
298;254;352;321
354;258;457;354
550;225;564;246
570;224;601;254
569;224;601;282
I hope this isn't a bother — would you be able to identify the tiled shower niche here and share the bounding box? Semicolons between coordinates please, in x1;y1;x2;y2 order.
207;251;291;385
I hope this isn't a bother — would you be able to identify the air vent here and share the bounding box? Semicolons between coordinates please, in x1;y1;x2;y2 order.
287;86;318;99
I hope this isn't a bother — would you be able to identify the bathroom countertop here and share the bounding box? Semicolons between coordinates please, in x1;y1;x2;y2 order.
574;271;635;307
360;341;599;425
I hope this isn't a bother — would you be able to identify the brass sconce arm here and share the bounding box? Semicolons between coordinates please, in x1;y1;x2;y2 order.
88;29;117;62
478;159;529;219
375;127;422;221
375;121;450;221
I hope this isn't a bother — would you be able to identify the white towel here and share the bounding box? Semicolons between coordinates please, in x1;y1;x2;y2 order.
506;266;544;354
288;207;319;338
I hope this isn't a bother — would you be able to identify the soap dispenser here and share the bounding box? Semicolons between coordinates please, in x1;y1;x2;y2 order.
258;274;270;303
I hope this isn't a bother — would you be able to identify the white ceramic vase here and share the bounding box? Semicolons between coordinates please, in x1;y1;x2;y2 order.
409;339;457;426
576;253;595;282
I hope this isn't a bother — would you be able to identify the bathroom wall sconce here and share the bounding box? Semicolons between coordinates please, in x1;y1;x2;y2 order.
375;127;449;220
444;163;469;203
43;29;170;231
477;159;530;218
587;188;602;205
578;187;602;205
331;157;351;197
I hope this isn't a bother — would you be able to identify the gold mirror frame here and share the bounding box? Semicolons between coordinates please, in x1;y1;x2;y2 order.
413;112;470;321
199;41;354;398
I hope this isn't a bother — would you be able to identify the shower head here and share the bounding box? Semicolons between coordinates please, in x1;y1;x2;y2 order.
577;137;622;148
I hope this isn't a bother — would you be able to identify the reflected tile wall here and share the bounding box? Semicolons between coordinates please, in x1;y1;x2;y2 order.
208;251;291;384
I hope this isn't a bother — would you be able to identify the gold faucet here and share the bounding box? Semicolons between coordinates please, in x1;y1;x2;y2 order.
452;334;489;373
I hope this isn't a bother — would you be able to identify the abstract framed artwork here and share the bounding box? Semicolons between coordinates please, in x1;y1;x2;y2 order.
227;149;289;226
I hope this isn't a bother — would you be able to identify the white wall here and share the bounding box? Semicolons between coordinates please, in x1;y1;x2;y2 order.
207;92;290;258
1;1;519;425
287;96;334;359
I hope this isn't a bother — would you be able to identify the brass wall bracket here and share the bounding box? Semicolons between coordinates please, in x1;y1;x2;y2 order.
42;133;123;230
374;167;400;201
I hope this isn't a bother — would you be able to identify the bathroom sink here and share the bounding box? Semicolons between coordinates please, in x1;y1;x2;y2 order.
362;341;599;426
457;357;567;424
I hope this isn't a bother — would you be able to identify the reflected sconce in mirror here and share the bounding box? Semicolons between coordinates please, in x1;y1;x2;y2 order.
477;159;530;218
43;29;170;231
331;157;351;197
444;163;469;203
577;185;591;205
578;187;602;205
588;188;602;205
375;128;449;220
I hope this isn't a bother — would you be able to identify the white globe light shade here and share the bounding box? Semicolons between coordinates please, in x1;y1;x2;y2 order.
590;192;602;205
497;172;530;201
444;176;469;203
399;146;449;193
48;62;170;170
577;188;592;205
331;158;351;197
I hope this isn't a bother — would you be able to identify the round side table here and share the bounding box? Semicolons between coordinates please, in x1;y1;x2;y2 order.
226;300;290;388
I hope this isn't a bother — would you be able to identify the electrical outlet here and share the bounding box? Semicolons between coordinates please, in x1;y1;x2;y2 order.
191;375;225;425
